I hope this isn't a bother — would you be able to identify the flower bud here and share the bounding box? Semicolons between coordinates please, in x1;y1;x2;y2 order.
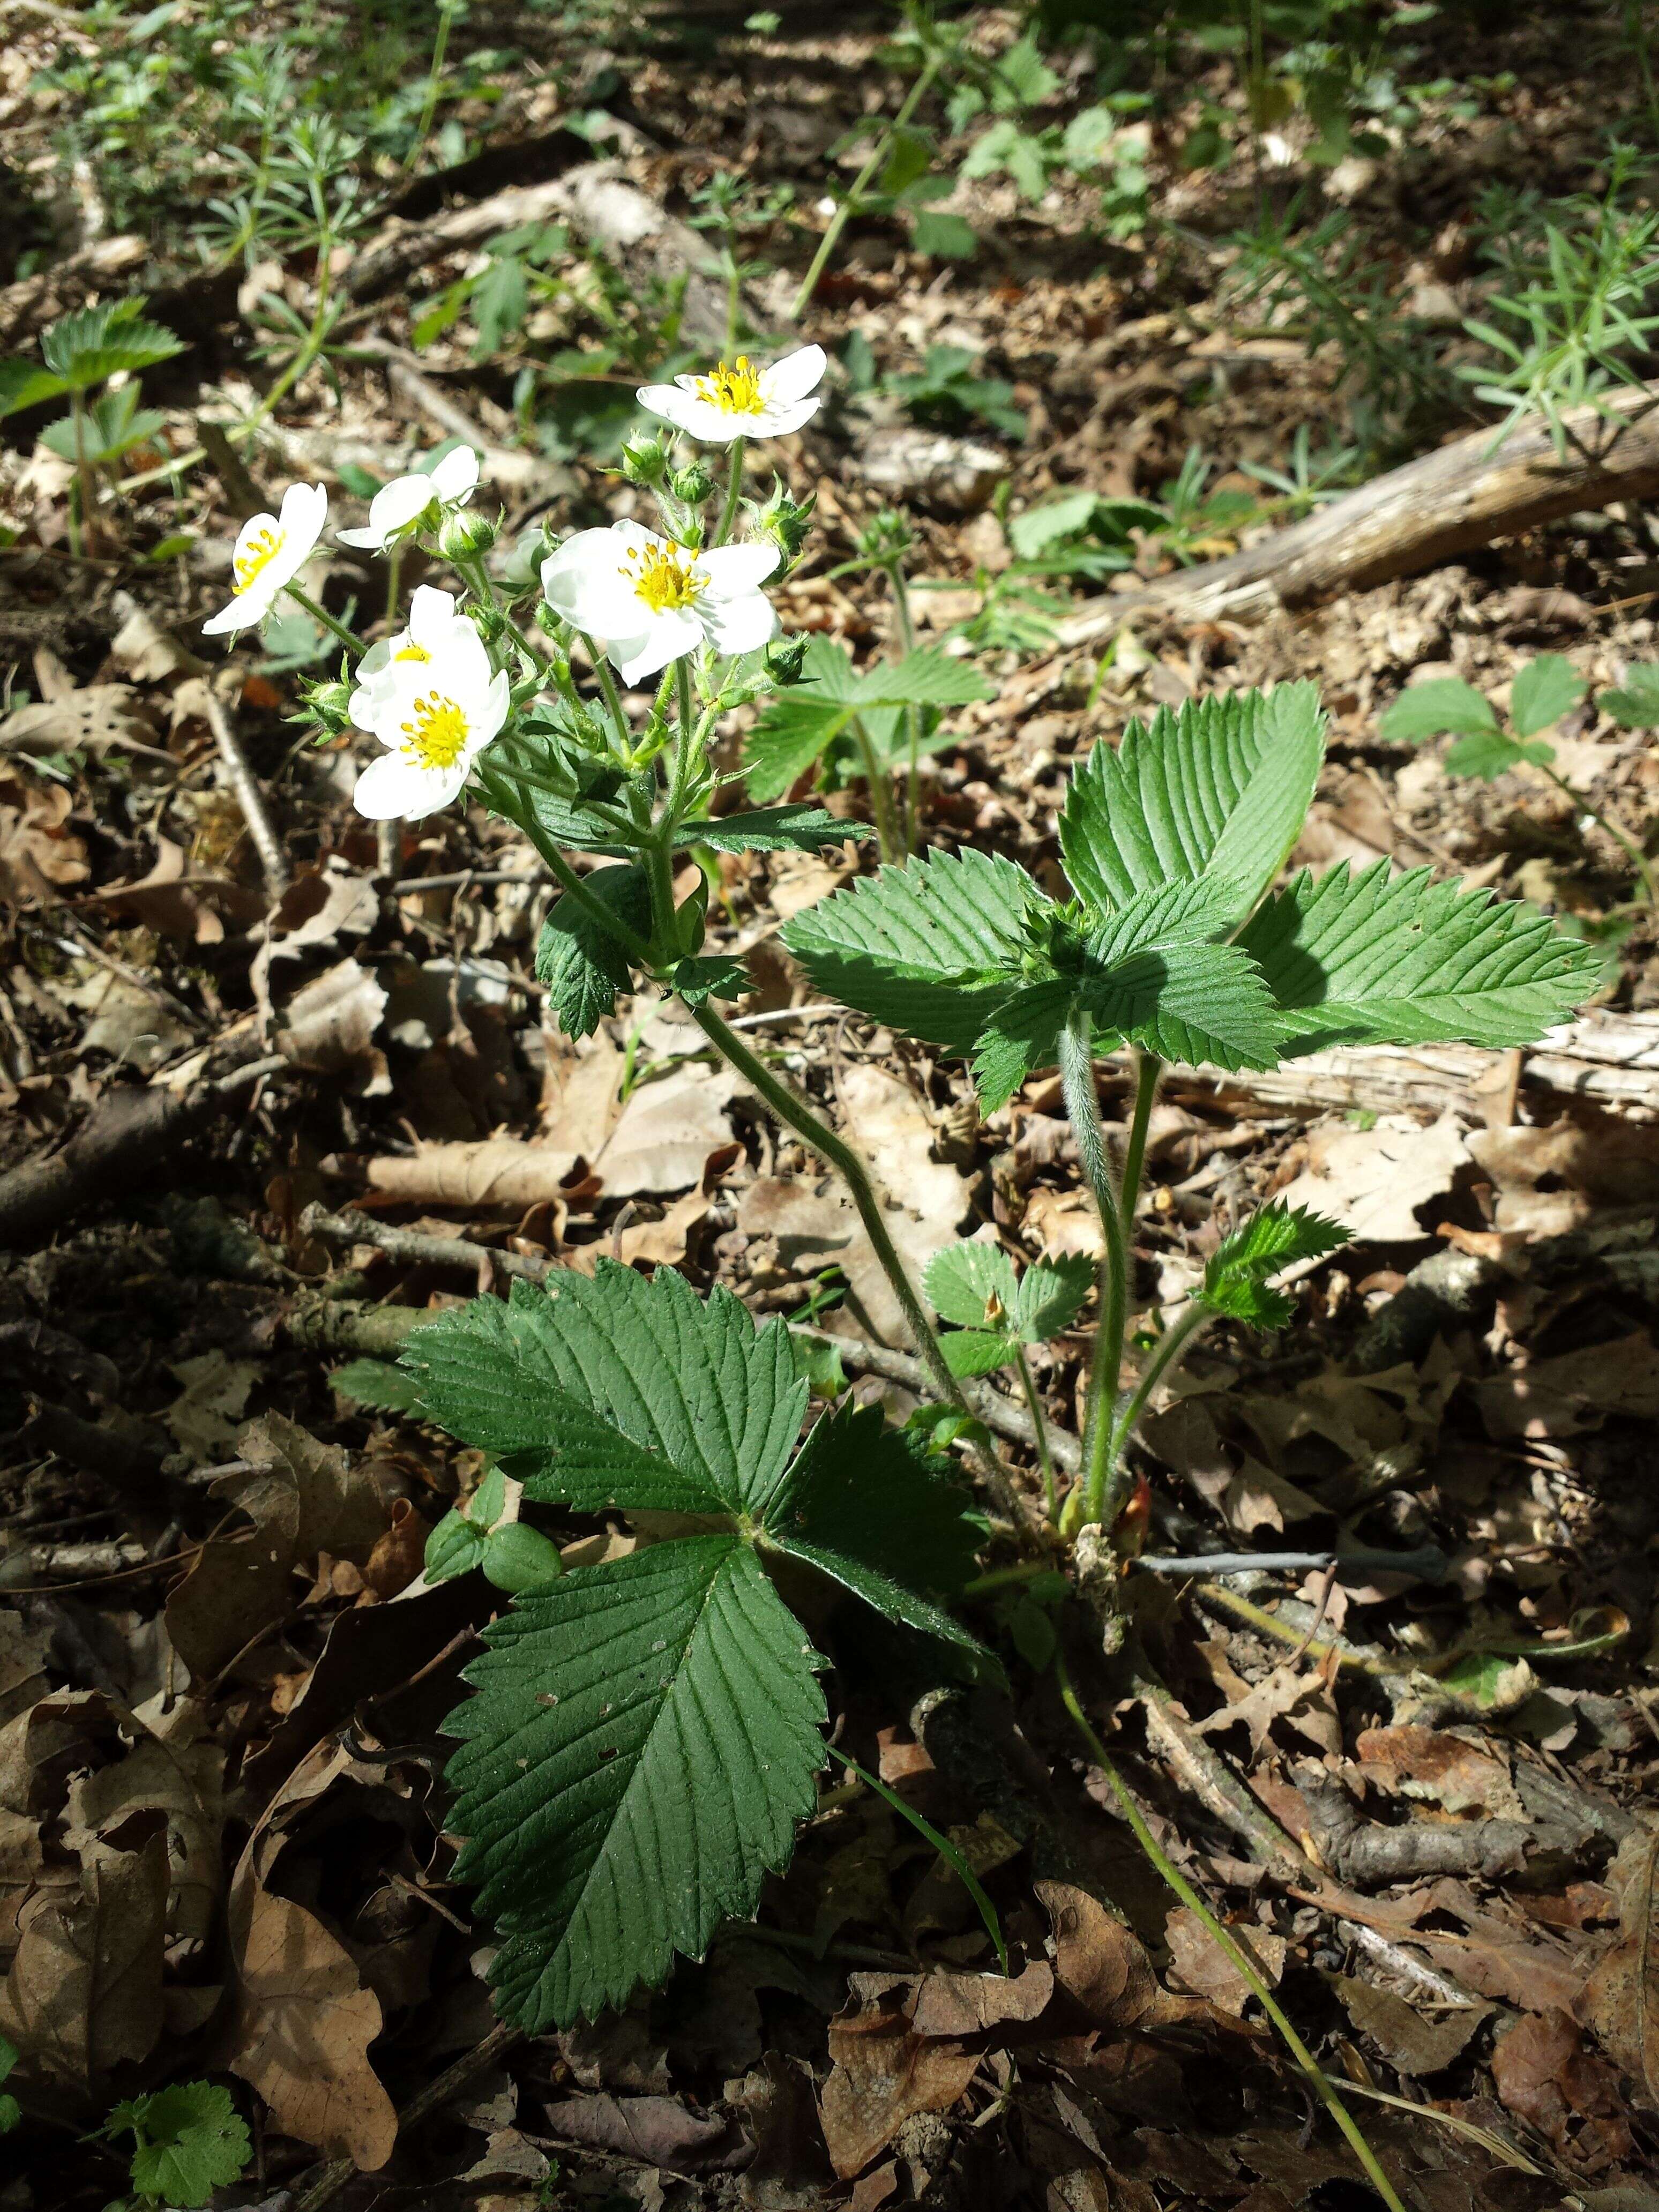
669;461;715;506
621;432;668;485
748;476;816;566
438;507;497;561
857;508;913;563
293;674;354;738
765;633;811;687
470;602;509;647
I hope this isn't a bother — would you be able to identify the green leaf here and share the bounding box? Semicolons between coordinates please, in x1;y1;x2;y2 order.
1013;1253;1094;1340
858;649;995;709
1242;861;1604;1055
1378;678;1498;744
110;2083;250;2210
0;2032;16;2135
425;1504;491;1583
1008;490;1101;558
1443;729;1555;780
447;1535;826;2029
1510;654;1586;738
0;361;69;418
1198;1201;1350;1329
670;953;747;1005
911;210;978;259
535;865;650;1039
761;1404;985;1651
940;1328;1015;1377
742;693;850;802
1058;683;1325;923
332;1357;423;1413
39;299;183;390
970;979;1074;1114
400;1267;806;1516
1075;880;1283;1068
926;1241;1020;1329
741;644;990;803
482;1520;567;1594
672;805;869;852
781;847;1049;1055
1598;663;1659;727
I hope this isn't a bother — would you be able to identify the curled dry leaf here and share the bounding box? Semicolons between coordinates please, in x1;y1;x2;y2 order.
363;1137;582;1209
89;834;264;945
1576;1827;1659;2109
275;958;391;1088
0;685;162;758
1163;1908;1287;2016
819;1975;983;2181
0;772;89;900
1036;1879;1212;2036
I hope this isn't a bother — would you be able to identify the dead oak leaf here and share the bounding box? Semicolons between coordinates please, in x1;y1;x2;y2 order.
820;1978;982;2181
1576;1827;1659;2108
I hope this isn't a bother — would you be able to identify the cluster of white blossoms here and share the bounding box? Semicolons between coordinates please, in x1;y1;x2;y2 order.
200;346;826;821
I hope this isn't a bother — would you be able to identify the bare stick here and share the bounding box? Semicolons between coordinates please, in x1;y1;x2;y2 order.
199;686;291;895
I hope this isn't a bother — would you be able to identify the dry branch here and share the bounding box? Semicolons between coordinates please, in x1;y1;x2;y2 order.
1059;383;1659;637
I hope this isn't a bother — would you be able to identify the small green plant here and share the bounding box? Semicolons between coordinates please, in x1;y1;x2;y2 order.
1464;149;1659;457
413;220;572;361
94;2081;251;2210
0;299;183;554
0;2034;18;2134
425;1463;569;1596
885;344;1028;439
1381;657;1659;914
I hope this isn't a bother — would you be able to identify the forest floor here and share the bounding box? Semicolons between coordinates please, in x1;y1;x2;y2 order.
3;3;1659;2209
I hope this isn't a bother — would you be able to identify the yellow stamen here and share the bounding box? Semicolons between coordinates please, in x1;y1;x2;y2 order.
693;355;765;415
624;542;704;614
233;525;285;594
393;643;431;663
400;693;470;772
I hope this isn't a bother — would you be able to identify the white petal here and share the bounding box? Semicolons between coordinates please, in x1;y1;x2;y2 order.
334;525;383;550
278;481;328;553
369;474;437;537
636;382;684;421
406;585;459;643
700;592;778;661
761;344;826;405
755;394;822;436
698;541;780;597
231;511;281;570
202;592;261;637
541;527;631;614
473;668;512;744
431;445;481;502
611;609;700;685
637;389;746;444
354;751;432;819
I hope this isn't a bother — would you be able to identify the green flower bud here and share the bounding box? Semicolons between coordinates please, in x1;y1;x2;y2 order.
621;432;668;485
765;633;811;687
438;507;498;561
857;508;913;563
470;602;509;647
293;673;354;738
748;476;816;567
669;461;715;506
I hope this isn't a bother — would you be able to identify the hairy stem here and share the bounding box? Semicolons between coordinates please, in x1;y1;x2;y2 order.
1013;1343;1058;1523
1118;1050;1160;1221
1055;1657;1410;2212
713;438;747;548
689;1002;966;1411
1105;1301;1210;1475
850;714;901;862
1059;1013;1127;1531
283;584;364;658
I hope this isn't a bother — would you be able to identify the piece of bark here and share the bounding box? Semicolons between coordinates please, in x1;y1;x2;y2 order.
344;161;744;342
1058;381;1659;638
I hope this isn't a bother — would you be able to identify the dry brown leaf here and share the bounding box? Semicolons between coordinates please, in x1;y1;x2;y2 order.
543;2092;733;2169
110;602;209;684
364;1137;582;1208
591;1060;743;1197
540;1025;626;1155
1577;1828;1659;2108
89;835;264;944
1163;1908;1287;2016
1476;1332;1659;1440
0;685;162;758
819;1977;982;2180
1037;1880;1207;2034
1331;1975;1490;2074
163;1349;260;1464
1469;1116;1659;1236
165;1413;390;1680
1275;1111;1469;1242
63;1715;226;1951
0;1828;168;2101
1355;1724;1525;1820
276;957;390;1087
909;1959;1053;2038
1494;2007;1635;2164
0;771;89;899
1192;1665;1340;1759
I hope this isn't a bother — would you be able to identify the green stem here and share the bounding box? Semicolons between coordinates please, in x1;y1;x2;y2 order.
582;634;633;750
1059;1012;1127;1532
283;583;364;659
69;388;94;560
713;438;747;548
1055;1657;1410;2212
1013;1343;1058;1523
411;0;455;168
1118;1050;1160;1222
510;808;657;968
883;555;924;853
850;714;901;862
1543;764;1659;916
1105;1302;1209;1475
790;55;941;322
839;1750;1008;1975
689;1001;968;1414
385;544;403;631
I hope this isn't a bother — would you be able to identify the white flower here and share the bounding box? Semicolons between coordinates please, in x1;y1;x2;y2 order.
336;445;480;552
203;482;328;636
352;632;510;821
636;345;826;445
540;520;780;686
348;585;484;728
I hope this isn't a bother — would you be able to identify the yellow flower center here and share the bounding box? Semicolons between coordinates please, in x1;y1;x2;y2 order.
233;525;285;594
393;642;431;663
625;542;704;614
694;355;765;415
400;693;470;771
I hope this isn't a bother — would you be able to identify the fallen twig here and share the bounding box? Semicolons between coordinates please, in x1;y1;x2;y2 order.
199;684;292;896
1058;380;1659;636
290;2020;524;2212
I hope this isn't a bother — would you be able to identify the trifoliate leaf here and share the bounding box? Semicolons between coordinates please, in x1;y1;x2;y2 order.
401;1267;806;1516
941;1327;1017;1377
39;299;184;390
1378;678;1498;743
742;693;851;801
1197;1201;1350;1329
926;1242;1020;1330
447;1535;827;2029
781;847;1049;1053
1058;683;1325;922
535;864;651;1040
761;1404;985;1651
674;805;872;853
332;1357;423;1413
867;649;996;708
108;2082;251;2210
1510;654;1586;738
1598;663;1659;728
1241;861;1604;1055
1013;1253;1094;1340
742;641;991;801
1443;730;1555;781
